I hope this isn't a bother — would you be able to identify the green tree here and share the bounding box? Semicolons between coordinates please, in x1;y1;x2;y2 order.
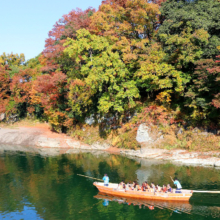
158;0;220;60
64;29;140;118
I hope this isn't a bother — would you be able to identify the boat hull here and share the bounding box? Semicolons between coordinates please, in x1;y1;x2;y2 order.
93;182;192;202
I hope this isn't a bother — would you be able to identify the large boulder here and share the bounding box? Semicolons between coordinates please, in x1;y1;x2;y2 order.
136;124;153;143
0;113;6;121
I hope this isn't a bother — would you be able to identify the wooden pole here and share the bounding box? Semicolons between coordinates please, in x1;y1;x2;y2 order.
77;174;103;182
192;190;220;194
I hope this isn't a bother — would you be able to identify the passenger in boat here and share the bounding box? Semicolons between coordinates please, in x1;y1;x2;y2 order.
141;183;145;191
126;182;132;190
123;182;126;189
134;181;141;191
162;185;167;193
118;181;125;190
156;185;162;192
151;183;156;193
145;181;150;190
172;178;182;193
138;184;142;191
132;181;136;190
132;181;140;191
167;184;172;192
142;182;148;191
103;174;109;186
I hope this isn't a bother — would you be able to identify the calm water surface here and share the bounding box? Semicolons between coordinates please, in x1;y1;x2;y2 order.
0;148;220;220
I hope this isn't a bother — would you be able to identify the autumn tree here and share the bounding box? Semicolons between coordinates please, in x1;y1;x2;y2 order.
0;52;26;77
89;0;185;106
41;8;95;74
64;29;140;119
0;52;25;67
0;66;11;114
90;0;160;67
31;72;68;132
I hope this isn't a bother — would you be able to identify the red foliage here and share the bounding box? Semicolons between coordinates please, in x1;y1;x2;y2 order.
137;105;178;126
0;66;10;100
10;69;38;104
34;72;67;110
42;8;95;73
0;66;10;113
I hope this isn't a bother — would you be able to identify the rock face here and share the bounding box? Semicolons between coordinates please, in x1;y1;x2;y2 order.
136;124;152;143
0;127;109;151
37;137;61;148
0;113;6;121
0;144;111;157
120;148;220;168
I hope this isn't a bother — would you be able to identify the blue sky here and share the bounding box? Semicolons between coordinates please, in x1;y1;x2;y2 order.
0;0;102;61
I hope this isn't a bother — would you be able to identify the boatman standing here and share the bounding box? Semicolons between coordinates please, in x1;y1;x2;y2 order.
171;177;182;193
103;174;109;186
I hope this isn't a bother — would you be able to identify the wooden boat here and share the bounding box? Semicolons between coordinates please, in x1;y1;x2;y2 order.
93;182;193;202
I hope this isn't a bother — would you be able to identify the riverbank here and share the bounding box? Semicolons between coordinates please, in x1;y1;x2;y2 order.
0;123;220;168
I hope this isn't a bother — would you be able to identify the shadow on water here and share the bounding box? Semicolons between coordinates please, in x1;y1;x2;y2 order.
0;146;220;219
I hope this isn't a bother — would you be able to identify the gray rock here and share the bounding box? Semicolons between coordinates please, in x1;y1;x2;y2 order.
91;142;110;150
214;160;220;167
201;159;216;167
0;113;5;121
37;136;61;148
174;158;216;167
179;158;203;165
158;135;164;140
66;139;81;148
85;115;95;125
136;124;152;143
177;128;183;135
198;132;209;137
192;127;200;133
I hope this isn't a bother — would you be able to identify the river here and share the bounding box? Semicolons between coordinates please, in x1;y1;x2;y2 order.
0;147;220;220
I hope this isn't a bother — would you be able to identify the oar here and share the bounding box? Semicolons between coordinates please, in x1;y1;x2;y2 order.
170;176;174;182
77;174;103;182
191;190;220;194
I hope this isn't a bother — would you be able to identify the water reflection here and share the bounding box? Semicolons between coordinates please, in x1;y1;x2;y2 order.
103;199;109;207
0;205;43;220
0;147;219;220
95;193;220;218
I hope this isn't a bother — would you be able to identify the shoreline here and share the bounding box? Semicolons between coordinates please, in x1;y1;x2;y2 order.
0;125;220;168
